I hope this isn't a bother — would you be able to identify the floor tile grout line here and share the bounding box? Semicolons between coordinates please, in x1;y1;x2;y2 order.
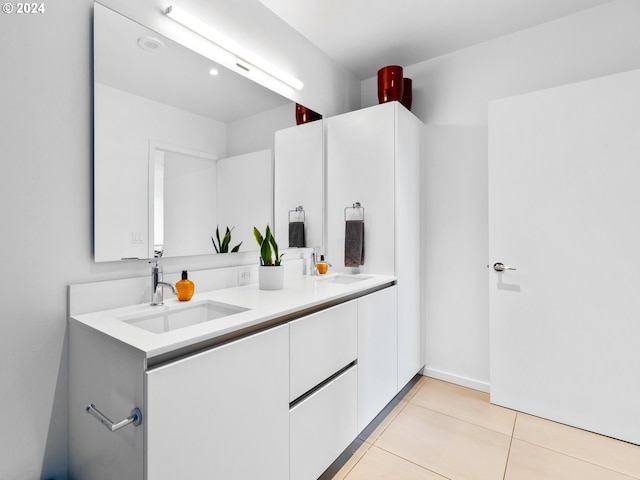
371;444;454;480
404;399;515;439
337;441;374;480
501;411;519;480
335;396;413;479
360;398;411;446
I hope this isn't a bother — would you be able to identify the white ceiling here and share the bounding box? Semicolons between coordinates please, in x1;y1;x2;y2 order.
259;0;615;79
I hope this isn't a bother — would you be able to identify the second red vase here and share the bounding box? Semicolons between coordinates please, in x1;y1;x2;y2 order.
401;78;412;111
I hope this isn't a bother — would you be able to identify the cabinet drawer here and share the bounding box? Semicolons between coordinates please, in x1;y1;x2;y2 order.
290;301;357;401
290;365;357;480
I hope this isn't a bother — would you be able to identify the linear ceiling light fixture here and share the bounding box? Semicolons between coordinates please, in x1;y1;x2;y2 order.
164;4;304;91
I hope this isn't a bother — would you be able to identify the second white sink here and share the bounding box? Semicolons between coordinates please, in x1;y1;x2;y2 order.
321;274;373;285
119;300;249;334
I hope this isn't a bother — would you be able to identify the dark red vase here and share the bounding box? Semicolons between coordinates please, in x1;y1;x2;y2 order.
377;65;404;104
401;78;412;111
295;103;322;125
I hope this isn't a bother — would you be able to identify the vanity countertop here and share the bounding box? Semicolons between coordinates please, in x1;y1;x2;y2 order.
70;273;395;359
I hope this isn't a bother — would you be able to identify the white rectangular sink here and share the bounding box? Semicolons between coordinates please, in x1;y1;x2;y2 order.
321;274;373;285
118;300;250;334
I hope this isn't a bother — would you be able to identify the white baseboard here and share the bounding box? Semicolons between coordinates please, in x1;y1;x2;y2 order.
421;367;490;393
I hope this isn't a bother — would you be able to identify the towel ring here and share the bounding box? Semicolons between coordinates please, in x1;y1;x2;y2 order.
344;202;364;221
289;206;305;223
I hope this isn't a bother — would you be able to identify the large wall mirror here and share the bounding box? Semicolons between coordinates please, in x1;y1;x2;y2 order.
93;3;293;262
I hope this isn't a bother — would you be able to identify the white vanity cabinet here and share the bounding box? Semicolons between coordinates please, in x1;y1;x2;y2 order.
70;323;289;480
357;286;398;431
274;119;324;249
289;301;358;480
288;288;399;479
145;324;289;480
69;277;404;480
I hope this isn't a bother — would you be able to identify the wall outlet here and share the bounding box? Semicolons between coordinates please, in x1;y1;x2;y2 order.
237;267;253;285
131;231;145;244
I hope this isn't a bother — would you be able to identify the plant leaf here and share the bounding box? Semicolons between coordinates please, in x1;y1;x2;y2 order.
268;231;279;263
215;225;222;249
253;227;264;246
231;242;242;253
260;238;272;265
221;231;231;253
211;235;219;254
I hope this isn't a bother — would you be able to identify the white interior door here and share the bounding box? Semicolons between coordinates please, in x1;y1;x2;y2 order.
488;68;640;445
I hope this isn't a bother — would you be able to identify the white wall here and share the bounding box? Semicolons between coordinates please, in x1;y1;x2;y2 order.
362;0;640;391
228;102;296;157
0;0;358;478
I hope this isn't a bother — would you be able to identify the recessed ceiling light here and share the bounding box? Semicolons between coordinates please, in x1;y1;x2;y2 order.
209;68;219;76
137;36;165;51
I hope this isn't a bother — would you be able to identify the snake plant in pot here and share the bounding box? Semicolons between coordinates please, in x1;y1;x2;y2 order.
254;225;285;290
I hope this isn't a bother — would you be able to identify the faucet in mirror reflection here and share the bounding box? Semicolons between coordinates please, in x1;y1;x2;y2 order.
288;206;306;248
344;202;365;268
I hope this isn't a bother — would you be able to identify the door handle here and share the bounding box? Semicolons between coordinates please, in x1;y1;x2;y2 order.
493;262;516;272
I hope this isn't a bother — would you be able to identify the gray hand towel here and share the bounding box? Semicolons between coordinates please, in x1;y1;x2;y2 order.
345;220;365;267
288;221;305;248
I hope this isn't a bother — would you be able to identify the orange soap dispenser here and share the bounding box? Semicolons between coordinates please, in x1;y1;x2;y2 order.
316;255;329;275
176;270;195;301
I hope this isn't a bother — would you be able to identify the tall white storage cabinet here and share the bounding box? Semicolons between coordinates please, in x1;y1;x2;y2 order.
274;120;324;250
326;101;423;388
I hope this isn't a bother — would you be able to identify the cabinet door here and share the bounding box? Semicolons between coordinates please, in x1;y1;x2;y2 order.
290;365;358;480
395;105;424;388
274;120;324;249
146;325;289;480
326;103;395;274
357;286;398;431
289;301;357;401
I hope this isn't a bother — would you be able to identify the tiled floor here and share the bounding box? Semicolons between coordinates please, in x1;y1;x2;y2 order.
321;376;640;480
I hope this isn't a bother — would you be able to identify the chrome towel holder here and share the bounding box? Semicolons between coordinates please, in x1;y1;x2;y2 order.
344;202;364;221
86;403;143;432
288;205;305;223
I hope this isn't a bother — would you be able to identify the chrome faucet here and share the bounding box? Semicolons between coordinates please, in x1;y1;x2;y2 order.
308;248;318;276
150;261;177;305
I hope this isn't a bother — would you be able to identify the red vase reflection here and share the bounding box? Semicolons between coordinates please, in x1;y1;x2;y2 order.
377;65;403;103
295;103;322;125
401;78;412;111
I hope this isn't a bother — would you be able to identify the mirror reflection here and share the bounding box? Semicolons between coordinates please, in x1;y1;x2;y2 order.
93;3;292;262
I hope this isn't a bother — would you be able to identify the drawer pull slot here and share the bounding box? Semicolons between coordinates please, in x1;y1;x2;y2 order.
289;361;357;409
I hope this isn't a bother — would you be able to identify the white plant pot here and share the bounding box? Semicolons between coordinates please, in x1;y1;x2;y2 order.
259;265;285;290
